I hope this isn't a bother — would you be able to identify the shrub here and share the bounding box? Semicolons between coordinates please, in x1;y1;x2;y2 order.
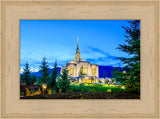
47;89;52;94
20;92;25;97
25;88;31;96
80;97;84;99
59;89;62;93
69;89;73;93
107;89;111;92
52;89;57;94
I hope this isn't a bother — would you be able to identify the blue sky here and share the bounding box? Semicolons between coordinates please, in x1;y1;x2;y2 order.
20;20;133;72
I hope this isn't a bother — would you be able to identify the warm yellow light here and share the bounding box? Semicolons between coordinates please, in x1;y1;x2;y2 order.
42;84;47;89
121;85;125;90
92;69;96;76
123;71;126;73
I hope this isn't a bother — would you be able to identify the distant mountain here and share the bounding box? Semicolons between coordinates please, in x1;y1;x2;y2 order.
31;67;61;77
30;66;123;78
99;65;123;78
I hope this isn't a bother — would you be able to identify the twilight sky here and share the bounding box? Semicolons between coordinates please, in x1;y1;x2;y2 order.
20;20;133;72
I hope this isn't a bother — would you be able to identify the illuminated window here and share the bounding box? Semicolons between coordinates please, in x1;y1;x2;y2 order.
80;66;87;75
70;67;74;76
92;68;96;76
82;68;87;74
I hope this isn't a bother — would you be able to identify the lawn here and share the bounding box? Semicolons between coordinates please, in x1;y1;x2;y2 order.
20;83;130;99
69;83;123;92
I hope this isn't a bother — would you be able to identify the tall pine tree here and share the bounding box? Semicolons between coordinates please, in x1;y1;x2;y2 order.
57;68;70;93
22;62;31;85
39;57;50;84
117;20;140;93
51;61;58;89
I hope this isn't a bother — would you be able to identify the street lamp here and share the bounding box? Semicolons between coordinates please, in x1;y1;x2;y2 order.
121;85;125;92
42;84;47;95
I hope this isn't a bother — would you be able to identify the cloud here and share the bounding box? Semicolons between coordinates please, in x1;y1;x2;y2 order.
88;46;118;60
82;46;123;67
20;46;124;72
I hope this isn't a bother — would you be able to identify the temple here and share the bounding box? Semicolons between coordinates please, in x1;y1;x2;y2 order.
62;36;99;83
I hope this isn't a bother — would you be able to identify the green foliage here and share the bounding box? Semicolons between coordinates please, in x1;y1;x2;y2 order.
52;89;57;94
88;88;96;92
51;61;58;89
21;62;32;85
20;74;25;83
39;57;50;84
107;89;111;92
70;85;122;92
31;74;37;85
59;88;62;93
117;20;140;93
20;91;25;97
80;97;84;99
57;68;70;93
69;89;73;93
111;68;123;82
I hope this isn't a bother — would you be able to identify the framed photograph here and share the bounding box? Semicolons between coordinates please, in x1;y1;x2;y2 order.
0;0;159;118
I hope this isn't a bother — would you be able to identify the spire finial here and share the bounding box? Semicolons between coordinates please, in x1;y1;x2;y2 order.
77;36;78;46
77;36;79;50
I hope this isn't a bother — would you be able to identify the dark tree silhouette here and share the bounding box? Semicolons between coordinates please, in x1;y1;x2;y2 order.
117;20;140;93
39;57;50;84
51;61;58;89
57;68;70;93
22;62;31;85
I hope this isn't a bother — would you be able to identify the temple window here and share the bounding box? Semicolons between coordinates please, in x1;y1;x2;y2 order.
92;68;96;76
80;65;87;76
70;67;74;77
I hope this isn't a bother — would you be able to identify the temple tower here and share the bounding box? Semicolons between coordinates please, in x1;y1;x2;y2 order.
75;36;81;61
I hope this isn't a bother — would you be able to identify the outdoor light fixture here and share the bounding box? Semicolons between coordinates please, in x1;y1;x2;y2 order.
121;85;125;92
42;84;47;95
42;84;47;89
123;71;126;73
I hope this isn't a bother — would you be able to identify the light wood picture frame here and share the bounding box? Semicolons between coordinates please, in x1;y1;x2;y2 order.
0;0;159;118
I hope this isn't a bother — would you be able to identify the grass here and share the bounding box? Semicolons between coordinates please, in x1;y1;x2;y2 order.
70;84;123;92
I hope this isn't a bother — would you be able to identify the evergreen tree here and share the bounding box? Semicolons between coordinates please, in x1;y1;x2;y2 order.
22;62;31;85
57;68;70;93
39;57;50;84
51;61;58;89
20;74;25;83
111;68;122;82
31;74;37;85
117;20;140;93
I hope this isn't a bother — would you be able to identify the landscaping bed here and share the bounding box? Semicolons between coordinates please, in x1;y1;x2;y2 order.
21;92;140;99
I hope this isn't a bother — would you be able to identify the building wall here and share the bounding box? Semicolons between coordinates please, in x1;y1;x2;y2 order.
66;62;99;78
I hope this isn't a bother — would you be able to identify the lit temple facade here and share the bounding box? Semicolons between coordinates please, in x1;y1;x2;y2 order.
62;37;99;83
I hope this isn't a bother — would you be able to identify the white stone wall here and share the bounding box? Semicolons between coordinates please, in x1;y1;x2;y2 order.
65;61;99;78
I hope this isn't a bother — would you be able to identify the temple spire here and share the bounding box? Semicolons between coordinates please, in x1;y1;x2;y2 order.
75;36;81;61
76;36;79;54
